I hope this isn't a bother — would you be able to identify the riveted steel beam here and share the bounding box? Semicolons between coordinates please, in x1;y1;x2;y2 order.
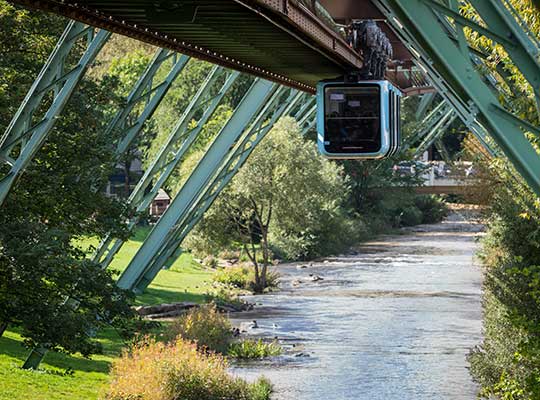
0;21;110;206
414;109;458;158
106;49;190;157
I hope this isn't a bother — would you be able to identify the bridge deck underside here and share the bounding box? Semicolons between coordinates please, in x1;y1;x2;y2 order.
12;0;364;92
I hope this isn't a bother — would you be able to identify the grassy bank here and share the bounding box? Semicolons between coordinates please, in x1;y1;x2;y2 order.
0;228;214;400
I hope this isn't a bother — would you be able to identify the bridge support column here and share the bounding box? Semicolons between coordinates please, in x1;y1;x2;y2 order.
106;49;190;157
95;67;240;267
116;78;279;291
374;0;540;195
0;22;110;205
131;87;301;292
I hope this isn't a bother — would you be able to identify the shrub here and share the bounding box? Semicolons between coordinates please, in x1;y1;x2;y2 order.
398;205;423;227
204;288;252;311
213;265;252;289
228;339;282;359
414;195;448;224
106;336;272;400
213;265;280;292
167;304;232;353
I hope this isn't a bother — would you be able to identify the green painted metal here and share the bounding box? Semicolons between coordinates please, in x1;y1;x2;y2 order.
106;49;190;157
117;78;278;291
133;87;301;292
299;107;316;136
0;22;110;206
374;0;540;195
95;67;240;267
404;99;452;150
414;109;458;158
416;92;436;120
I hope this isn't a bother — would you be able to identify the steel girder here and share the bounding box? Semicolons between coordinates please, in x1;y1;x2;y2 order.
373;0;540;195
116;78;280;291
22;43;190;371
130;87;303;293
94;66;240;267
106;48;190;157
0;22;110;206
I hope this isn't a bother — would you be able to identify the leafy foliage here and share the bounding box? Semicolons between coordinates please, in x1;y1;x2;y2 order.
186;117;358;292
0;3;135;358
228;339;282;359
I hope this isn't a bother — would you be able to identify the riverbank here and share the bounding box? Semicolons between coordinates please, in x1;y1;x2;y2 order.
0;209;478;399
230;210;484;399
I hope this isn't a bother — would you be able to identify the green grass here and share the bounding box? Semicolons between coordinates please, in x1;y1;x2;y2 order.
0;329;122;400
0;227;214;399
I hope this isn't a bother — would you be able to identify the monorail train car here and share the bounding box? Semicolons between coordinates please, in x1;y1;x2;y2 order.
316;79;402;159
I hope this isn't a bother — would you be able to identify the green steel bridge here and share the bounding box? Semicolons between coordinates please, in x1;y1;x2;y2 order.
2;0;540;367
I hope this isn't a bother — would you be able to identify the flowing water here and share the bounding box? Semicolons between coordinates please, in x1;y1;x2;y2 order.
231;213;484;400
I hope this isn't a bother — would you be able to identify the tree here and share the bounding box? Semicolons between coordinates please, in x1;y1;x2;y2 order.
186;117;357;292
0;2;135;360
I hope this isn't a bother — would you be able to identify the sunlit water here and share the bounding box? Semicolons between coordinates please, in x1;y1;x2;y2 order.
231;215;483;400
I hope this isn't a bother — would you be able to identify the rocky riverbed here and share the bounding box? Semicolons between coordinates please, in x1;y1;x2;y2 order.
230;210;484;400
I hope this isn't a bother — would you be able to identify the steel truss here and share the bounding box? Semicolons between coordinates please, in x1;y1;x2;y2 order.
95;66;241;267
0;22;110;205
373;0;540;195
116;79;298;292
106;48;190;157
130;87;303;293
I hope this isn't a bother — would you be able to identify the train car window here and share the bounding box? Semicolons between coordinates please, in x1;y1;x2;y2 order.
323;85;381;154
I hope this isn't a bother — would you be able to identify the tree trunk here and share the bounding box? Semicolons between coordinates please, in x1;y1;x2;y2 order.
260;227;269;290
0;321;8;338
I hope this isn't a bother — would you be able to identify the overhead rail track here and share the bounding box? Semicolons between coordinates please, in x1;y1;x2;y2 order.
8;0;365;93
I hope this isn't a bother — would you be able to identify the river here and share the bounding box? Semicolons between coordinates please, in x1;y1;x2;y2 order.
231;211;484;400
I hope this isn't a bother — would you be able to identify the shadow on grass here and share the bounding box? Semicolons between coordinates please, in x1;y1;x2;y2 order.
0;331;115;374
136;287;207;306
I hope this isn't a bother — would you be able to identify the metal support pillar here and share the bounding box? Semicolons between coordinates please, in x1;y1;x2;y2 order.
117;79;279;291
132;87;301;292
95;67;240;266
374;0;540;195
106;49;190;156
0;22;110;206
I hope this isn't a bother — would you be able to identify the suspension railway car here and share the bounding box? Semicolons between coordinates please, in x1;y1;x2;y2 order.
316;79;402;159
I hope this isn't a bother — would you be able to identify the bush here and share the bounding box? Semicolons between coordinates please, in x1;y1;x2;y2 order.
106;336;272;400
167;304;232;353
414;195;448;224
399;205;423;227
228;339;282;359
213;265;252;289
213;265;280;292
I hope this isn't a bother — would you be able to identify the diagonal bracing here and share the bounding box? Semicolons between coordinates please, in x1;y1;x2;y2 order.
0;22;111;205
